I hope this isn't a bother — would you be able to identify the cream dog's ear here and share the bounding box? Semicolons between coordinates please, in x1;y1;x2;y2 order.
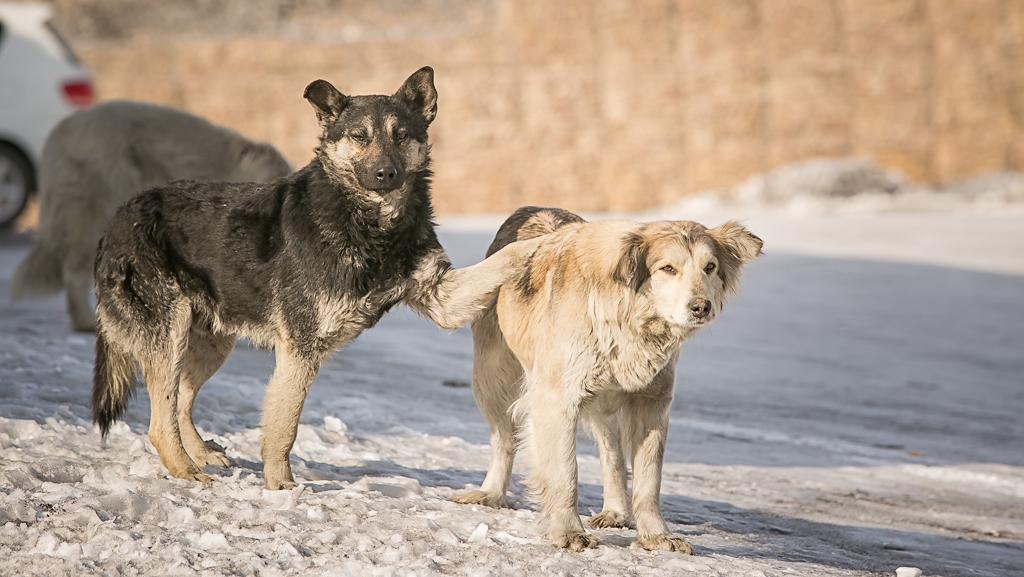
709;221;763;263
708;221;763;296
612;231;650;292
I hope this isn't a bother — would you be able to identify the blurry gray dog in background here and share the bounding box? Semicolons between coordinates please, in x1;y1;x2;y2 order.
11;101;291;331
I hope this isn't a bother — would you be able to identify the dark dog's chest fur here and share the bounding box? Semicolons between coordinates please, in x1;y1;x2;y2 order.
96;161;439;356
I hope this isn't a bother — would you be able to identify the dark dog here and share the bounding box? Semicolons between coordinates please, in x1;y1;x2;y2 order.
92;67;539;489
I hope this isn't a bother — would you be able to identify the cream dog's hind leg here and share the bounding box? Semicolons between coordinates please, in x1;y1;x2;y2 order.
454;307;522;508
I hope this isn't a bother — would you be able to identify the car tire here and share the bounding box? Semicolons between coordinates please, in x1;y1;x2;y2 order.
0;143;34;229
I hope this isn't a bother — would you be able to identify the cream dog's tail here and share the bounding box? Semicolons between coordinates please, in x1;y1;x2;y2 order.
485;206;585;257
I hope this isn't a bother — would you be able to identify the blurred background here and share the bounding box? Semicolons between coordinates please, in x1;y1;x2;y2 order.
5;0;1024;218
1;4;1023;574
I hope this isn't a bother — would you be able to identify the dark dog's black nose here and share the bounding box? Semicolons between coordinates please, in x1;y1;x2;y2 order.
375;164;399;186
689;298;711;319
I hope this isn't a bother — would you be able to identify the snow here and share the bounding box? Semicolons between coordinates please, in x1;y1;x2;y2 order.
2;179;1024;576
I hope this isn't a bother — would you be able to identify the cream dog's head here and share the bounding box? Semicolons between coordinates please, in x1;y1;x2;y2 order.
613;221;763;327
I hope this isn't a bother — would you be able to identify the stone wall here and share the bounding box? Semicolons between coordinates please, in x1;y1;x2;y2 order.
47;0;1024;214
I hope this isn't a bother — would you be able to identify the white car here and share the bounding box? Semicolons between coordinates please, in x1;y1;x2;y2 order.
0;2;92;228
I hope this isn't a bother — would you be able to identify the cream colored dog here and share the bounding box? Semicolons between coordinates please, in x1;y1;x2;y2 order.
454;206;762;553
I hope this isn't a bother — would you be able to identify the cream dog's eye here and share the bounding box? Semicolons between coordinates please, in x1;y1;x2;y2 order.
661;265;677;275
704;262;717;274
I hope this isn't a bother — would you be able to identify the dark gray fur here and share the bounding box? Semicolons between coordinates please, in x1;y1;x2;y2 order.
90;68;500;488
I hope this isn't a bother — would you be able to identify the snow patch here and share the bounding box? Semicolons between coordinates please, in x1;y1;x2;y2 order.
353;476;424;499
193;531;231;552
467;522;489;543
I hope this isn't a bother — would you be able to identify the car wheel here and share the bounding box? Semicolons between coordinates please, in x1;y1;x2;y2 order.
0;144;33;229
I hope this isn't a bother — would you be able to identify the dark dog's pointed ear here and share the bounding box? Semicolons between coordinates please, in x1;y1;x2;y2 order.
394;66;437;125
304;79;348;125
613;231;650;292
709;221;763;264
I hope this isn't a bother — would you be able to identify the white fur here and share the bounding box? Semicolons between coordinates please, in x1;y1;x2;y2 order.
456;216;762;553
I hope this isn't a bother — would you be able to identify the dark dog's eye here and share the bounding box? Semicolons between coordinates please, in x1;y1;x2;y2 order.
395;128;409;143
660;265;677;275
704;262;717;274
349;130;369;143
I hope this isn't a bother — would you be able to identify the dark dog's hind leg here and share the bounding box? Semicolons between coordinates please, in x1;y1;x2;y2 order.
140;303;211;483
178;324;235;468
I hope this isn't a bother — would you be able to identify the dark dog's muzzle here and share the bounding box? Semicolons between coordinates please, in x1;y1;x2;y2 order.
372;162;400;189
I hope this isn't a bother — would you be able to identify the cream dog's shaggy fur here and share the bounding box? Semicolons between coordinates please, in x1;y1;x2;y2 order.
454;206;762;553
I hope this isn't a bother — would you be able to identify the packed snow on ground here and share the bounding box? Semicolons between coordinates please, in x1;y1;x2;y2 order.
2;169;1023;576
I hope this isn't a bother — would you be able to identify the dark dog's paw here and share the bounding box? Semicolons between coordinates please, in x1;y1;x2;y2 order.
193;449;231;468
552;531;599;552
632;534;693;554
191;471;215;485
588;510;628;529
171;468;213;485
160;453;213;485
452;489;507;508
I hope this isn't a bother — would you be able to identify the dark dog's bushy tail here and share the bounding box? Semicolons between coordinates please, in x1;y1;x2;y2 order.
92;323;137;438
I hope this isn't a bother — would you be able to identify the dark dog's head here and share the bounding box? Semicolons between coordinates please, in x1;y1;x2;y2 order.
304;67;436;194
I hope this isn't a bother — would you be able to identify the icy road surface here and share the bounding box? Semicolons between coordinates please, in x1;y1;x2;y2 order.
1;210;1023;576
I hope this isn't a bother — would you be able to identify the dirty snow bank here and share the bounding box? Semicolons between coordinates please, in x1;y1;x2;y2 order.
647;159;1024;275
716;157;1024;214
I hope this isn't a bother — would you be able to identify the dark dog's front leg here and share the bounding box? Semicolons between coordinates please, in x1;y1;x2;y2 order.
261;345;321;490
407;237;542;330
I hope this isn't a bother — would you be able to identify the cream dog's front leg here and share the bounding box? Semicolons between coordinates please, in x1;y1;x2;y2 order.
524;376;598;552
406;237;543;330
626;367;693;553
